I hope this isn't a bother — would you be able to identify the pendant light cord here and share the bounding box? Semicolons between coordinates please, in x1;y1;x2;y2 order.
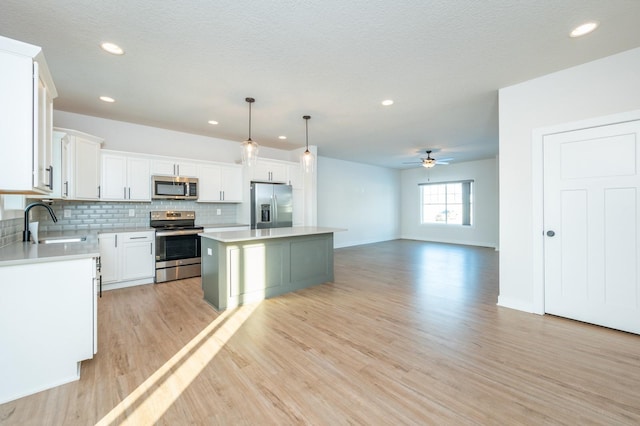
303;115;311;152
246;97;255;141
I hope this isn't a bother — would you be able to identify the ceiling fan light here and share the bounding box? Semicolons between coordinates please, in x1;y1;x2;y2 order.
422;159;436;168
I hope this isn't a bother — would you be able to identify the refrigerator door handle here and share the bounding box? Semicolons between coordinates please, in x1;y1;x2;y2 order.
273;194;278;225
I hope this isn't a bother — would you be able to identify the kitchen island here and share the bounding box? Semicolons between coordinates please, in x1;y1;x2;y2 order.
200;227;342;310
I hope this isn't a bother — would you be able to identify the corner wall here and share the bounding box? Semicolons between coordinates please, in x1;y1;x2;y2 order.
499;46;640;312
317;157;400;248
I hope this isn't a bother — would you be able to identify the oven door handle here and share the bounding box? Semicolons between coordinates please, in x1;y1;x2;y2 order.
155;229;203;237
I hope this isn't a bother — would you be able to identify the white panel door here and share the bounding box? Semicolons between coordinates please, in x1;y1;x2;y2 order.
543;120;640;334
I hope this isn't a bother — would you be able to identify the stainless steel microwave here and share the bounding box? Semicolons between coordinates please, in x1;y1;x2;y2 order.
152;176;198;200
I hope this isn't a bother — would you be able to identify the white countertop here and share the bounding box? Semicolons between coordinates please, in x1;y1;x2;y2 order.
0;240;100;267
200;226;345;243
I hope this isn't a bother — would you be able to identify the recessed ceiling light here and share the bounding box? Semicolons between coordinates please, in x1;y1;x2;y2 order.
278;136;287;140
570;21;599;38
100;42;124;55
381;99;394;106
99;96;115;103
208;120;219;125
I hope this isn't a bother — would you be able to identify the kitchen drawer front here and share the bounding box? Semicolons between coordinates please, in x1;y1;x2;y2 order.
120;231;155;243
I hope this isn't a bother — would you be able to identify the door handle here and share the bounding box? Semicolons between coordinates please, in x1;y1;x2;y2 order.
546;230;556;237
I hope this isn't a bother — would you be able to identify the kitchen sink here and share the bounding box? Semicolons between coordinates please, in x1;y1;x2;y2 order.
39;236;87;244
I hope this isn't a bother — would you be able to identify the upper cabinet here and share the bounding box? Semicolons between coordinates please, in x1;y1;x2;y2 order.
151;159;198;177
197;163;243;203
251;159;288;183
54;128;103;200
101;151;151;201
0;36;57;195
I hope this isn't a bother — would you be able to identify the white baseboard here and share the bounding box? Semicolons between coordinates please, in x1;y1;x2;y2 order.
497;295;541;314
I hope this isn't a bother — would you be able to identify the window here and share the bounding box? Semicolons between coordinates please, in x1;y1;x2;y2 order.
420;180;473;225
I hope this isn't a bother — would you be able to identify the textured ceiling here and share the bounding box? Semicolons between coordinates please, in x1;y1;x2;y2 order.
2;1;640;168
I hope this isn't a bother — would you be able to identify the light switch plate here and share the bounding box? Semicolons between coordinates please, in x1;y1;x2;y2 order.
129;209;135;217
207;248;212;256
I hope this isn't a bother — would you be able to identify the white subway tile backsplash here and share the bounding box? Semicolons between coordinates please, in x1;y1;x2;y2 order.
0;217;22;247
0;198;241;245
27;199;240;233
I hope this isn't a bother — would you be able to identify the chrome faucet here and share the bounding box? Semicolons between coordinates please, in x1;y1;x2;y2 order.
23;202;58;242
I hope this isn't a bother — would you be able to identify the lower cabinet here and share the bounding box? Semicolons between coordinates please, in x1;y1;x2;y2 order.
99;231;155;290
0;257;97;404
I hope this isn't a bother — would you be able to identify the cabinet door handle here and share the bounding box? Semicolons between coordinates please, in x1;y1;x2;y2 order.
150;242;153;255
222;191;225;201
129;236;147;239
98;185;101;198
128;187;131;199
115;234;118;248
47;165;53;190
99;275;102;298
64;181;68;196
124;187;127;199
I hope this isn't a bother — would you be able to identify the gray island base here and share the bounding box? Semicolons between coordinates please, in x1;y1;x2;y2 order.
200;227;343;310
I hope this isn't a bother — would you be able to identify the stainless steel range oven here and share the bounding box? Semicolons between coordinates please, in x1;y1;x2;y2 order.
150;210;204;283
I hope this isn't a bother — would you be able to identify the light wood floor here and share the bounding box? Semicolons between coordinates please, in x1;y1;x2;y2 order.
2;240;640;425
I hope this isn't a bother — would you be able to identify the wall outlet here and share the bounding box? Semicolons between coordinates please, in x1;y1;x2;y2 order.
216;209;221;215
129;209;135;217
63;209;71;218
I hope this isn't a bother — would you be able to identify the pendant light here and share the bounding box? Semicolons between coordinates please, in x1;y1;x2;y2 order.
301;115;315;173
241;97;259;167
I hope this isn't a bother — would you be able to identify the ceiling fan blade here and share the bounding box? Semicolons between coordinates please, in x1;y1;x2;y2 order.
437;157;454;162
402;161;423;164
435;161;449;165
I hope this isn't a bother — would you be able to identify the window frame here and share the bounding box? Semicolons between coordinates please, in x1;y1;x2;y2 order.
419;180;474;226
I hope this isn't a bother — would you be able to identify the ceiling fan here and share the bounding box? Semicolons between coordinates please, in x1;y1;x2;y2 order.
403;150;453;168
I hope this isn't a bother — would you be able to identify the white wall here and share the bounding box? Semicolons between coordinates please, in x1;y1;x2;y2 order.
317;157;400;248
53;110;294;163
499;47;640;313
400;158;498;248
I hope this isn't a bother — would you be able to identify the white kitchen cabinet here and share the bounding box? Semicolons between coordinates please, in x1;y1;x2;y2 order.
0;257;97;404
74;136;102;200
101;151;151;201
0;36;57;195
152;159;198;177
197;163;243;202
55;128;102;200
99;231;155;289
98;233;119;284
251;160;288;183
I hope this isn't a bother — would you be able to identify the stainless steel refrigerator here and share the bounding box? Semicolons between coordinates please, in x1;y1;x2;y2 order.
250;182;293;229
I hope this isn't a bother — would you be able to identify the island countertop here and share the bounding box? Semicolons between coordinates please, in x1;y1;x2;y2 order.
199;226;344;243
